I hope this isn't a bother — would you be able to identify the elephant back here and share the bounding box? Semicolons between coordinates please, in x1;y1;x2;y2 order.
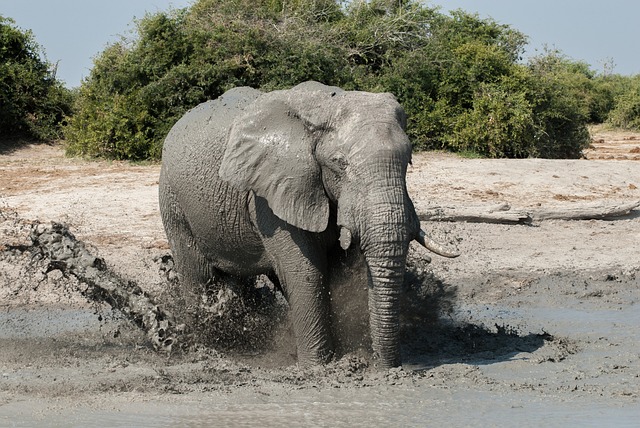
162;87;262;167
160;86;263;230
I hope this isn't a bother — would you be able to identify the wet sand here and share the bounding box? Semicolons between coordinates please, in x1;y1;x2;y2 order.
1;136;639;426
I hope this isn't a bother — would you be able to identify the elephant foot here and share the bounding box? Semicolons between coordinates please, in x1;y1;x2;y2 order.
296;347;334;367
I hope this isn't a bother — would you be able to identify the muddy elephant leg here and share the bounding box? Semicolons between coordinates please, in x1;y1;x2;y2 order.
275;250;333;365
159;180;217;303
257;220;333;364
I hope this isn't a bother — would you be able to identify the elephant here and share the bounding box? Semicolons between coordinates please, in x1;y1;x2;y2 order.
159;81;458;368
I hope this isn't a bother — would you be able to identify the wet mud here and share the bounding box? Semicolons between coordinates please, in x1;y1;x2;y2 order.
1;221;559;368
2;219;638;426
1;141;640;425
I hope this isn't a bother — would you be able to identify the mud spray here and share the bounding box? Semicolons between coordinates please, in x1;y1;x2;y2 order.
1;220;561;369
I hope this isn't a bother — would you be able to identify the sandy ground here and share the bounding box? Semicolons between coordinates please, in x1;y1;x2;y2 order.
1;130;639;426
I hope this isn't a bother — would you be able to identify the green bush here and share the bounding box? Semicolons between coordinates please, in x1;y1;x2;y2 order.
588;74;625;123
65;0;594;160
525;50;592;158
402;15;590;158
607;76;640;130
65;12;194;159
0;16;73;141
65;2;352;160
445;77;535;158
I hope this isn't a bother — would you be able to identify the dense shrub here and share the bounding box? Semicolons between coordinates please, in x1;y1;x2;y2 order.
65;11;194;159
65;2;352;159
444;74;536;158
587;74;626;124
390;14;591;158
525;50;592;158
0;16;73;141
65;0;594;160
606;75;640;130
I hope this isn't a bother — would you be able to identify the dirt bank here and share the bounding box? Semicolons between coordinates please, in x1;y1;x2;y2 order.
1;134;639;426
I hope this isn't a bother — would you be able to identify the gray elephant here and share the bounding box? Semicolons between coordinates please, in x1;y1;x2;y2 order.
159;81;457;368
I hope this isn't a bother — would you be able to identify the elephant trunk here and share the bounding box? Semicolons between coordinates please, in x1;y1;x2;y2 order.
365;250;407;368
359;180;412;368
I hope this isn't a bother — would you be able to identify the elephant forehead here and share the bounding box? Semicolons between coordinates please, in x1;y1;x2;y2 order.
339;122;411;155
340;91;401;111
333;103;407;137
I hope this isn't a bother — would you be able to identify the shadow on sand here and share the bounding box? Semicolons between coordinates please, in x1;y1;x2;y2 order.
0;137;55;155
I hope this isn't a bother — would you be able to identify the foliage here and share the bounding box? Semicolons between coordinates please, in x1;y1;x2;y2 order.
606;75;640;130
382;12;591;158
65;0;596;160
525;50;592;158
0;16;73;141
65;2;351;159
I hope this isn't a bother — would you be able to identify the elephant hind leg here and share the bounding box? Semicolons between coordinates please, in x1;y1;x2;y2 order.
159;180;218;303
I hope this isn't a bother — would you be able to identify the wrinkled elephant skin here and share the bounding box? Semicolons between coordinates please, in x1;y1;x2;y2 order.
159;81;457;368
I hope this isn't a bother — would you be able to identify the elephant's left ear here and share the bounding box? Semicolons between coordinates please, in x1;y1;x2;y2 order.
219;96;330;233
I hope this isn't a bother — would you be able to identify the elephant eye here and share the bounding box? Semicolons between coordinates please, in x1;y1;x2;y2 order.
329;153;348;171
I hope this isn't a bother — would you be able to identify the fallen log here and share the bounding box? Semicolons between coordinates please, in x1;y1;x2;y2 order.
529;200;640;221
419;200;640;224
419;203;531;224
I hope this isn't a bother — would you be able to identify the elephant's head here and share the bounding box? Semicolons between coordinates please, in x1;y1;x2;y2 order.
219;81;457;367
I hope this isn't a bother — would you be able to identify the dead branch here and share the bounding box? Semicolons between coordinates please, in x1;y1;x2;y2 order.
529;200;640;221
419;200;640;224
419;203;531;224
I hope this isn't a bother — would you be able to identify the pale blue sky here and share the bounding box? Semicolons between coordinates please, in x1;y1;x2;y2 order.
1;0;192;87
436;0;638;76
1;1;638;88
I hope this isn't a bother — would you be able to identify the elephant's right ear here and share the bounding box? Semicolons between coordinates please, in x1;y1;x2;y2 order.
219;97;330;233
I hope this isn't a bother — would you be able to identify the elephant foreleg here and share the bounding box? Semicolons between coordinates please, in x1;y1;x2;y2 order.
258;225;334;364
280;264;333;365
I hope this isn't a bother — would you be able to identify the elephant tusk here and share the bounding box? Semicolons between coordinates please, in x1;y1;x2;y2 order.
416;229;460;258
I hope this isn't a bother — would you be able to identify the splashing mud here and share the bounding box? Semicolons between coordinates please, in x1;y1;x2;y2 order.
2;220;556;368
2;141;640;425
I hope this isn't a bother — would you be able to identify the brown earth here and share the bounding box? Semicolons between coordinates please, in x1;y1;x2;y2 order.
1;131;639;426
584;124;640;160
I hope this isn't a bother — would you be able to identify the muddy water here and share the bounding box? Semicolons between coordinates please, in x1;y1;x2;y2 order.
2;272;640;427
0;307;114;339
3;390;639;427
